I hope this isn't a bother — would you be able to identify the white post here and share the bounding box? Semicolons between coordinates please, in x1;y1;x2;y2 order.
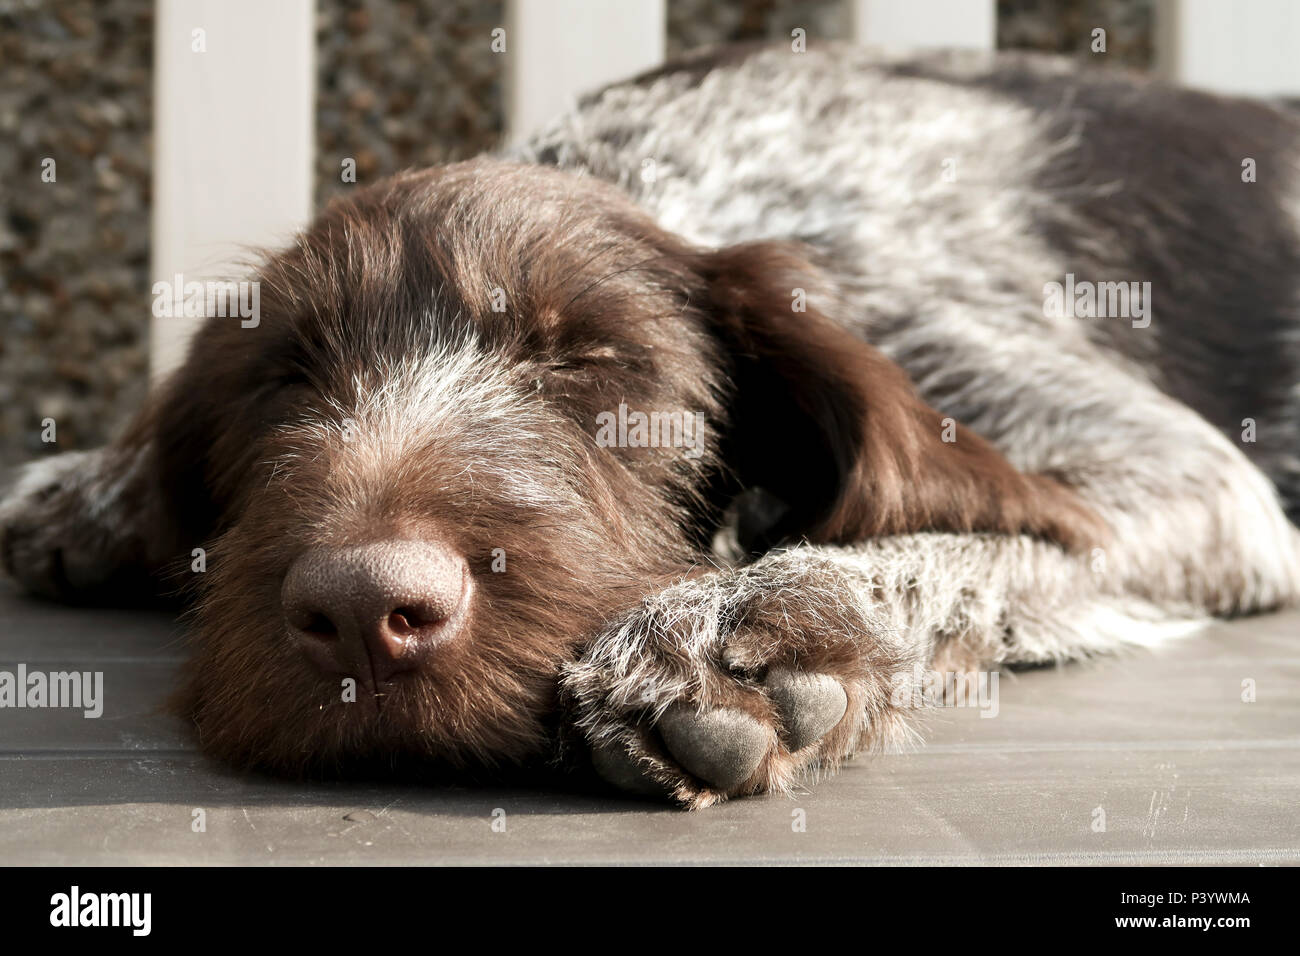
849;0;996;49
504;0;666;145
1155;0;1300;96
150;0;315;377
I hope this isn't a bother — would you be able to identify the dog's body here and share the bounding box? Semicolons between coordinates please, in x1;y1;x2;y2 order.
4;45;1300;806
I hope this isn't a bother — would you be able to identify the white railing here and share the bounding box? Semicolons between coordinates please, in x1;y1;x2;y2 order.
1154;0;1300;96
849;0;993;51
505;0;667;146
150;0;314;375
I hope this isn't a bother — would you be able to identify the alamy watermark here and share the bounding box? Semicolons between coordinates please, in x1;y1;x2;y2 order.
1043;273;1151;328
595;402;705;459
890;664;1000;718
50;886;150;936
0;664;103;718
152;273;260;328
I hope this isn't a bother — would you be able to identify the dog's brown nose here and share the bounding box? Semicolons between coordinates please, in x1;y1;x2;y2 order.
282;540;469;684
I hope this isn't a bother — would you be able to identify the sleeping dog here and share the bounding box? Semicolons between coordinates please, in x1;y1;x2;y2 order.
4;45;1299;808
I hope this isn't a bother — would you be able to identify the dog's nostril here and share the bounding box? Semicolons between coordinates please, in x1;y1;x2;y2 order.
388;607;437;633
301;612;338;639
284;603;339;639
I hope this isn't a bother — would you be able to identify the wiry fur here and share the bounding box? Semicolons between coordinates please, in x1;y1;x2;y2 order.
4;45;1300;806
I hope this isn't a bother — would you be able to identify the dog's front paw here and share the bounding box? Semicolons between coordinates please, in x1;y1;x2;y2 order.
562;556;923;808
0;449;150;600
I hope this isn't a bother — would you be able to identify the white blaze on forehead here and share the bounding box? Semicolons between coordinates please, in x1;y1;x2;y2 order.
281;334;572;509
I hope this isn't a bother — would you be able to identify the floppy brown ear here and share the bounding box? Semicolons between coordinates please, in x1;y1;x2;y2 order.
696;242;1106;553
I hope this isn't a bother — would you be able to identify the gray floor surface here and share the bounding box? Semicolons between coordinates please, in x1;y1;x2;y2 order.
1;582;1296;865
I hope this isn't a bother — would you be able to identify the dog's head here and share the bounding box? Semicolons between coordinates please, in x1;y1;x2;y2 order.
147;159;1095;774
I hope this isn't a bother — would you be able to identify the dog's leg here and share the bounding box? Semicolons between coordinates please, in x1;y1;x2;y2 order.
0;417;170;602
565;518;1291;808
562;537;1153;808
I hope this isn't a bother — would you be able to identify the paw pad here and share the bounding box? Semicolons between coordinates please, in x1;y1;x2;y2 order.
657;704;770;791
764;667;848;752
590;667;852;803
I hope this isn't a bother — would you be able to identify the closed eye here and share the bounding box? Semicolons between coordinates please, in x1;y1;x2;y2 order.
545;345;622;374
266;369;316;407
